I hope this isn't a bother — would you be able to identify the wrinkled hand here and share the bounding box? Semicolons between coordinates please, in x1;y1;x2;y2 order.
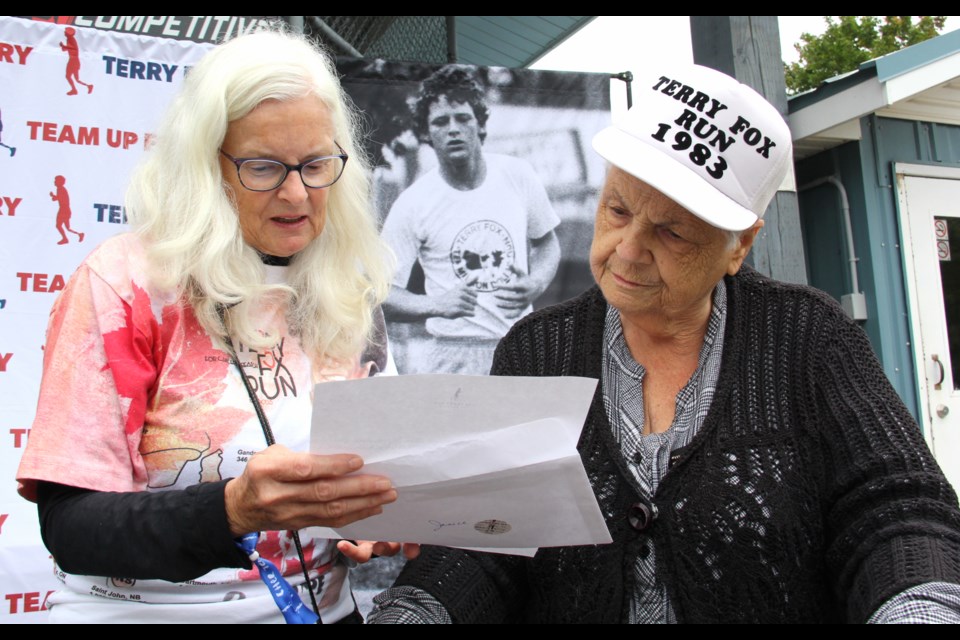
337;540;421;564
494;265;543;318
435;278;479;319
224;444;397;536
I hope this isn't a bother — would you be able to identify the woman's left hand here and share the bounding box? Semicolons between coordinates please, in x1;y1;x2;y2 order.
337;540;421;564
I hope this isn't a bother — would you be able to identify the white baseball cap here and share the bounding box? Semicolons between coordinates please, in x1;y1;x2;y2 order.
592;65;792;231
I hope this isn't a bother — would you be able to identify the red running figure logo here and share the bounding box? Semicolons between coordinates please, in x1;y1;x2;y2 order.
60;26;93;95
50;175;84;245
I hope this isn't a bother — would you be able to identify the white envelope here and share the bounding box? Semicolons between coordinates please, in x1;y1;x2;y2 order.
310;374;612;554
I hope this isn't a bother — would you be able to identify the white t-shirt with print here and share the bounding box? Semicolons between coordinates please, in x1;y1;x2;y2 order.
17;233;378;623
382;153;560;339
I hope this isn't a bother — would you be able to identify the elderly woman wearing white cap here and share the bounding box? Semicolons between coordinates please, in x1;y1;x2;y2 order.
368;64;960;623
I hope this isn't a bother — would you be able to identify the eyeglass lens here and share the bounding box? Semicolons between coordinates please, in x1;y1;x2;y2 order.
239;156;345;191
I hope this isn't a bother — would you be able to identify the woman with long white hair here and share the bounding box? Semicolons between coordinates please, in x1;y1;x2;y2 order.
17;30;411;624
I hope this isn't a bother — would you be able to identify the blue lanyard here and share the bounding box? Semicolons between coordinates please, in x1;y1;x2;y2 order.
220;312;322;623
235;532;320;624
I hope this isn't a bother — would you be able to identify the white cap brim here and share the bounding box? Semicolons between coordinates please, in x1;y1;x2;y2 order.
592;125;758;232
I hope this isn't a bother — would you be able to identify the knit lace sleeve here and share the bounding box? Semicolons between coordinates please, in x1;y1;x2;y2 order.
813;302;960;622
389;544;527;623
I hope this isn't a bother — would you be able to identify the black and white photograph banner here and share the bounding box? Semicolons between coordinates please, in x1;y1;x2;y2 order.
338;59;611;376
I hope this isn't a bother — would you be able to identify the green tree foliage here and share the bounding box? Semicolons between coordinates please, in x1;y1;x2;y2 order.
785;16;946;93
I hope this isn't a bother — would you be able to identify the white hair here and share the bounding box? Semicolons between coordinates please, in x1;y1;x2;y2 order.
126;30;393;363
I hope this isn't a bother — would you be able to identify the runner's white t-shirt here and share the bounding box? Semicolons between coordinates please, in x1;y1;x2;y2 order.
382;153;559;339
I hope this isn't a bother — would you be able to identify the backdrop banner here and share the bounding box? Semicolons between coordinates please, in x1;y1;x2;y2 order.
16;16;277;44
0;16;211;622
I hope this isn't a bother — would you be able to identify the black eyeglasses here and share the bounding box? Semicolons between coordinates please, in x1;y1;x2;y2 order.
220;143;348;192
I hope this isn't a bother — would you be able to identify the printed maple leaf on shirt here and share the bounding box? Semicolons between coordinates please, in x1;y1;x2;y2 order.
100;292;253;488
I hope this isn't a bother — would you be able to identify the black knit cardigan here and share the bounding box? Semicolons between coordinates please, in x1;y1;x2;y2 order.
395;267;960;623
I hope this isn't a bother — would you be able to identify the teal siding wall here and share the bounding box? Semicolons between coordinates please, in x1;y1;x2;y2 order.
795;116;960;422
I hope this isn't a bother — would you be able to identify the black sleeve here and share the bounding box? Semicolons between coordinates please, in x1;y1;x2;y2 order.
37;480;252;582
810;302;960;621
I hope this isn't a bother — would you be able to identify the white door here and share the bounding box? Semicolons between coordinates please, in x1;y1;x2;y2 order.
896;163;960;490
